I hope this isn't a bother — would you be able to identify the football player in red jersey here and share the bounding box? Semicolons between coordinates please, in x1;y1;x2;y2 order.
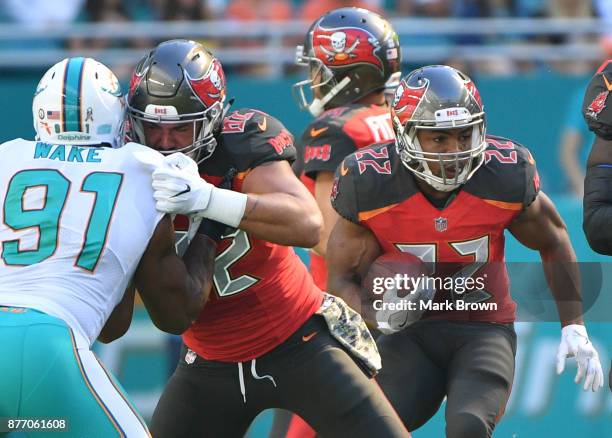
287;8;402;436
292;7;401;292
127;39;410;438
327;65;604;437
581;59;612;392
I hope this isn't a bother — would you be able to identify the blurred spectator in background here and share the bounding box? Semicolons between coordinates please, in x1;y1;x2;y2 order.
546;0;597;74
560;85;595;197
226;0;291;21
299;0;382;22
69;0;131;50
67;0;152;79
594;0;612;57
396;0;451;17
1;0;84;50
162;0;212;20
225;0;292;74
2;0;84;28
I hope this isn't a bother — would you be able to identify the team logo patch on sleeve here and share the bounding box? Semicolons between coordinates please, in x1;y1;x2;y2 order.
586;90;609;119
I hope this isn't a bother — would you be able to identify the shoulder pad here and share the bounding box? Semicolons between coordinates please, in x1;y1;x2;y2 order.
331;143;416;223
219;108;296;171
465;135;540;209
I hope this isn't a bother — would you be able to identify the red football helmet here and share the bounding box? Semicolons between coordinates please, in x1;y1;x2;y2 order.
293;7;401;116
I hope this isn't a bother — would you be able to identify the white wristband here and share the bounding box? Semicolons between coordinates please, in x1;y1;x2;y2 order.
199;187;248;227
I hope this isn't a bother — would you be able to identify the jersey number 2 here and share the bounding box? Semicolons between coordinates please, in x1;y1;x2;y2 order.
2;169;122;271
214;230;259;297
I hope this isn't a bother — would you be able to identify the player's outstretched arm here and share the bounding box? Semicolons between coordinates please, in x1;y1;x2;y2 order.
238;160;323;247
583;137;612;254
97;283;136;344
134;215;216;335
509;192;583;325
508;192;604;391
327;217;381;324
153;155;322;248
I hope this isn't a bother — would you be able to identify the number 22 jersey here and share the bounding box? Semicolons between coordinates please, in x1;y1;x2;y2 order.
332;136;540;323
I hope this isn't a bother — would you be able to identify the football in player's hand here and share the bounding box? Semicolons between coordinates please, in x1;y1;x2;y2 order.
362;252;429;298
362;252;434;334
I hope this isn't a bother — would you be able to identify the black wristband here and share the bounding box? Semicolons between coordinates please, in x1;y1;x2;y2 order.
196;218;229;242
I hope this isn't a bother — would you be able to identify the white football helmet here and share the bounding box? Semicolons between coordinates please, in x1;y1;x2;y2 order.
32;57;125;147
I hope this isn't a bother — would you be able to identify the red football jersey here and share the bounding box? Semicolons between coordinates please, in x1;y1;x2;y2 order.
331;136;540;323
179;109;323;362
294;103;396;290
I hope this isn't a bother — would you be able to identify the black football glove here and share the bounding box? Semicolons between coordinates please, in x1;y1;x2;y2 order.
583;60;612;140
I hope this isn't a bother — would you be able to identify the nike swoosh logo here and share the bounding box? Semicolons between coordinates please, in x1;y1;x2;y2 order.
310;126;328;137
302;331;317;342
258;117;267;131
603;74;612;92
172;184;191;198
340;162;349;176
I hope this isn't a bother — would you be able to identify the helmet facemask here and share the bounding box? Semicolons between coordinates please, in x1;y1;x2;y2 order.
292;44;351;117
395;109;486;192
127;100;223;164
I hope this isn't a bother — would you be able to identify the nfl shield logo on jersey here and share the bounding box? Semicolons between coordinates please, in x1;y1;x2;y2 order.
185;349;197;364
434;217;448;232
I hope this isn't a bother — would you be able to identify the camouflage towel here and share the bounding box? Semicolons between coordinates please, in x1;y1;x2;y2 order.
315;293;382;377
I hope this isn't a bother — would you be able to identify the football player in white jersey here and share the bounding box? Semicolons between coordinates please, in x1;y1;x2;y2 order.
0;57;217;437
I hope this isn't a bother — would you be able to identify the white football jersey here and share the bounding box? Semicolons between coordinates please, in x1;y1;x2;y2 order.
0;139;164;345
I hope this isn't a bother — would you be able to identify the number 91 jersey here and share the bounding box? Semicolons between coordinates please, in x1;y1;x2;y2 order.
332;135;540;323
0;139;164;345
177;109;324;362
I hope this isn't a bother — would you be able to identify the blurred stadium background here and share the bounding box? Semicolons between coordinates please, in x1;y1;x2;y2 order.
1;0;612;436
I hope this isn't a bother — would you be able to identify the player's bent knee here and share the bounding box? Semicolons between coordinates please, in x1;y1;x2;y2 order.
445;412;491;438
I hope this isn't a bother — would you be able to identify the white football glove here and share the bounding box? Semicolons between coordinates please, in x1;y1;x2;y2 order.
152;152;248;227
152;152;214;216
556;324;604;392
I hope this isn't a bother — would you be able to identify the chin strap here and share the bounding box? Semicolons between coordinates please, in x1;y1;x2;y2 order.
308;76;351;117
